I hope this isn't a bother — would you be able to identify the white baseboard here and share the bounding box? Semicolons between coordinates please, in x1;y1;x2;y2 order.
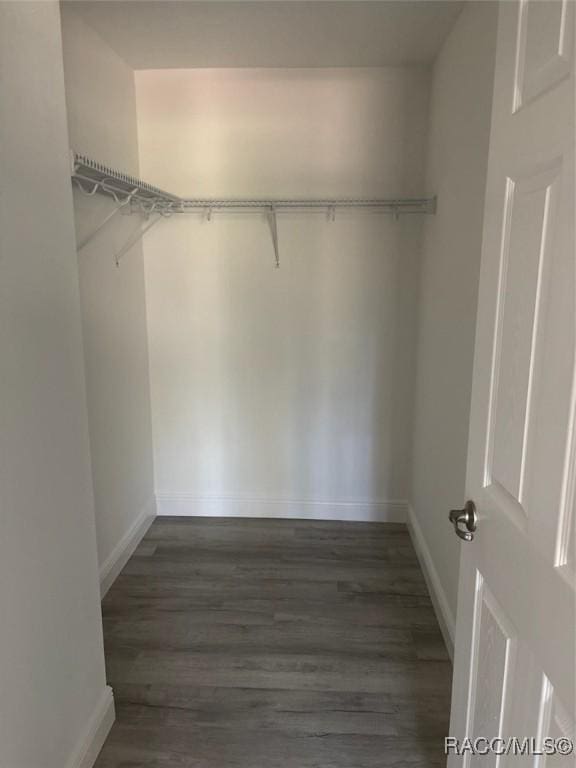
65;686;115;768
155;493;408;523
407;503;455;659
99;497;156;598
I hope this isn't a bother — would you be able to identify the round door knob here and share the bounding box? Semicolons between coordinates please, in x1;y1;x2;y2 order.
449;500;477;542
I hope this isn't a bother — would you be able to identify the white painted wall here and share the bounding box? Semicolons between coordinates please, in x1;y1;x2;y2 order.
136;68;429;520
61;6;155;589
0;3;112;767
410;1;498;644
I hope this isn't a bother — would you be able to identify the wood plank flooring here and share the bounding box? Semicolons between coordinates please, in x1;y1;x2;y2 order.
95;517;451;767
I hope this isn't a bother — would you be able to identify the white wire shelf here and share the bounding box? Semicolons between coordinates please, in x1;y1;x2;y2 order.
70;150;436;265
71;152;181;214
71;151;436;216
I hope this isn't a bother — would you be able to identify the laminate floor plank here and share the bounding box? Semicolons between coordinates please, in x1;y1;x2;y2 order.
95;517;451;767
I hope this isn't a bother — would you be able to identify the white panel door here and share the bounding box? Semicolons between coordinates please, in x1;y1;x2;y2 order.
449;1;575;765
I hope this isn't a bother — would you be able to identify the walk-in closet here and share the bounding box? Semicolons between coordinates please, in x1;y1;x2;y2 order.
5;1;573;767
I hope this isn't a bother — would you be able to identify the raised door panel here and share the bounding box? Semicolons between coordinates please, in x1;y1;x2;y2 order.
541;686;575;766
520;154;575;567
485;162;565;543
514;0;574;111
466;575;517;768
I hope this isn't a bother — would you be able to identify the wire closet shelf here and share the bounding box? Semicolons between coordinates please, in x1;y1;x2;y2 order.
71;151;437;266
71;151;437;217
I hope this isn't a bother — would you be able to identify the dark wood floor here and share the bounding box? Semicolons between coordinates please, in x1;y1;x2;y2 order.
95;517;452;767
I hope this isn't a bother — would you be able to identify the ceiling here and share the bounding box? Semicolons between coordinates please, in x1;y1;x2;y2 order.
68;1;464;70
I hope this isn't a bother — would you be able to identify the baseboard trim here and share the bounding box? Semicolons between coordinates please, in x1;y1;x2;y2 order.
407;503;455;659
65;686;115;768
156;493;408;523
99;497;156;598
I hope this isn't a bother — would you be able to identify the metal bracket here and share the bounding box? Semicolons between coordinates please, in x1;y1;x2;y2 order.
267;206;280;268
114;214;163;267
76;187;139;252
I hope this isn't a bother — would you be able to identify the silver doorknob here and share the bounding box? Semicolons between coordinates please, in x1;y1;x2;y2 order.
449;500;477;542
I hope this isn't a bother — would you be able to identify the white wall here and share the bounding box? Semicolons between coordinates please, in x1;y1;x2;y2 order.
61;5;155;590
136;68;429;520
410;1;498;645
0;3;112;767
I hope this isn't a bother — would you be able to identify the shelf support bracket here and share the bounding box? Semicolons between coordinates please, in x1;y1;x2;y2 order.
77;188;139;252
267;206;280;268
114;213;163;267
